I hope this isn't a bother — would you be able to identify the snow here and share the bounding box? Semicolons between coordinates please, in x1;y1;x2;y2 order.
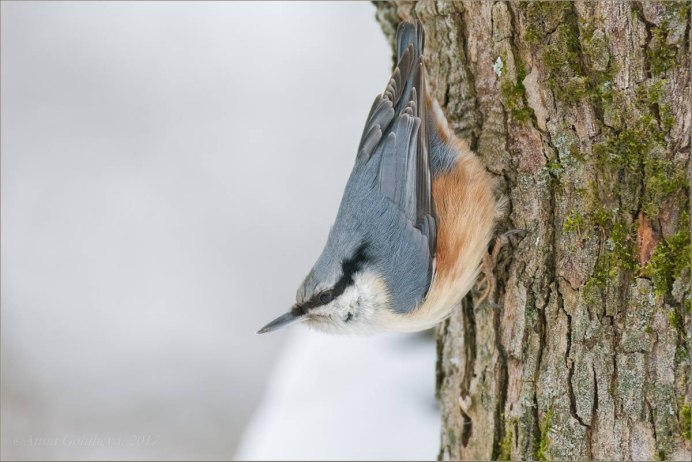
235;329;440;460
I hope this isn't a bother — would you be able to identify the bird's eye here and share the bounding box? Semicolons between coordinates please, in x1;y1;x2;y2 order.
319;291;334;304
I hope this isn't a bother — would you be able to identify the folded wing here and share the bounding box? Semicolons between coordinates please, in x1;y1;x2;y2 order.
356;21;436;268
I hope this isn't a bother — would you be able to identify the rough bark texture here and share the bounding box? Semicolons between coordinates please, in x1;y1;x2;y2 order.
375;2;691;460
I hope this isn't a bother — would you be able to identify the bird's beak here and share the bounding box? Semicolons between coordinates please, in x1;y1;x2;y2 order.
257;309;305;334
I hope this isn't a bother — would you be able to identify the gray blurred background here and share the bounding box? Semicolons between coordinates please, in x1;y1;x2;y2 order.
1;2;439;460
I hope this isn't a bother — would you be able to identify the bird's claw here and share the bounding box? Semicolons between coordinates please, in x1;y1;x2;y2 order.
475;228;526;306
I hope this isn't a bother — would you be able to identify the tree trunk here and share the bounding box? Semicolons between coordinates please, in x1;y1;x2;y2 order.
375;2;690;460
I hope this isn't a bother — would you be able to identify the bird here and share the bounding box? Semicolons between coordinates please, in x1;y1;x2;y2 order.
258;20;498;335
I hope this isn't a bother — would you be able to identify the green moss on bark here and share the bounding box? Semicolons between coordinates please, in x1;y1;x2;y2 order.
563;210;586;236
681;403;691;441
500;61;535;123
523;2;616;106
643;214;691;296
648;21;678;76
498;427;513;461
536;407;553;461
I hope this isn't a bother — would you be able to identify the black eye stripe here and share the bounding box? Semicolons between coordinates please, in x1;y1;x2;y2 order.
300;243;370;310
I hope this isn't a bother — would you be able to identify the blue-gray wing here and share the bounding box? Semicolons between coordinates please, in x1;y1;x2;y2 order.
356;23;436;312
355;21;436;312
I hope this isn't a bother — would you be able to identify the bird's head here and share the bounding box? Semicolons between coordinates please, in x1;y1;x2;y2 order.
258;242;394;335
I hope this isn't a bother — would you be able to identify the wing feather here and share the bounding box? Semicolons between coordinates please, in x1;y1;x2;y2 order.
352;21;437;312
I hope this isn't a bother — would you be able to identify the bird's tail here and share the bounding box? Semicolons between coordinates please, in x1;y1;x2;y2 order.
397;20;459;173
396;20;424;63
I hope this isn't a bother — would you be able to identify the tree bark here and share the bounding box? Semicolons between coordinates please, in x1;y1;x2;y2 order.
375;2;690;460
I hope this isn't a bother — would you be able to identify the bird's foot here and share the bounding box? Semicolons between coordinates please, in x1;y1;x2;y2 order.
475;229;525;307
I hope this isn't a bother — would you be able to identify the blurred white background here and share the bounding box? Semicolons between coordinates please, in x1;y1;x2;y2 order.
1;2;438;460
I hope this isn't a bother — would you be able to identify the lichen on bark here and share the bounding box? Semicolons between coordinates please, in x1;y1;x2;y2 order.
375;1;690;460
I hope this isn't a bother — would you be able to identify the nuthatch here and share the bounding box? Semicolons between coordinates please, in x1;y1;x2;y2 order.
259;21;498;335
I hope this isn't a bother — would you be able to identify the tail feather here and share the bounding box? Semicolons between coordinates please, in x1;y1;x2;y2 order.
396;21;424;63
398;21;459;175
